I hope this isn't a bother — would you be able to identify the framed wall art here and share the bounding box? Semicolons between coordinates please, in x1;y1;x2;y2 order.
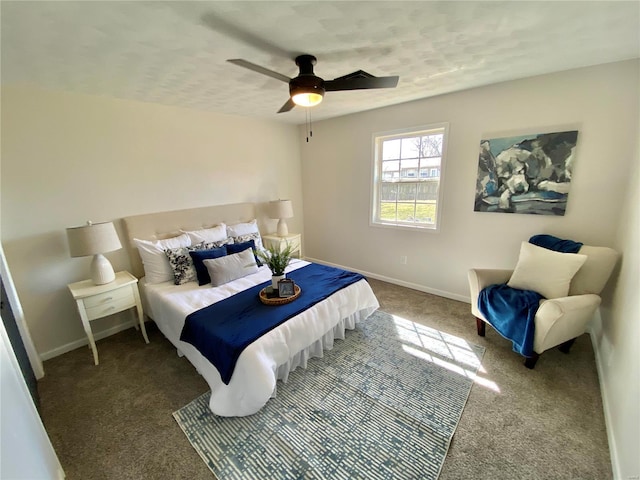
474;130;579;215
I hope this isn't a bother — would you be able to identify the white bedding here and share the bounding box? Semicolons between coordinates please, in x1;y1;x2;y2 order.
142;259;379;416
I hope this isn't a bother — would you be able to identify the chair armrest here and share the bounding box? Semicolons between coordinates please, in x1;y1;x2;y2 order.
533;294;601;353
468;269;513;318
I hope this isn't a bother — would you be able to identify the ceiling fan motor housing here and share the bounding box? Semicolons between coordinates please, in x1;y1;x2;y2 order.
290;54;325;100
289;74;325;97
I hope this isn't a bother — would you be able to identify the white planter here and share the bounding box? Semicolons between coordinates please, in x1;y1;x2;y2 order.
271;274;286;289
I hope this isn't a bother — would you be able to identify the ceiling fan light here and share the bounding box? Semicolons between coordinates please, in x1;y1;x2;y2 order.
292;92;324;107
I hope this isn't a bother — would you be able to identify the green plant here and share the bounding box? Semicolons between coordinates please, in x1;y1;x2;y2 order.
255;242;296;276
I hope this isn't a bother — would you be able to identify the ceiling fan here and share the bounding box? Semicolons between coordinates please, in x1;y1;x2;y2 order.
227;54;399;113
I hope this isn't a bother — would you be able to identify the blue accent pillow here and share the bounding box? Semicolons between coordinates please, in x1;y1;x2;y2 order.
189;247;228;285
226;240;262;266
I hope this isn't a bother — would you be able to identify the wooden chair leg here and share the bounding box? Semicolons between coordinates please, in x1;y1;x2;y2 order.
476;317;486;337
559;338;577;354
524;353;539;369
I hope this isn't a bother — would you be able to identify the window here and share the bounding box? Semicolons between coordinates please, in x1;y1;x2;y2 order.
371;123;448;231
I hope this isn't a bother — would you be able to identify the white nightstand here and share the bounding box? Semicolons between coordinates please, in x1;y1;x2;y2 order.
68;271;149;365
262;233;302;259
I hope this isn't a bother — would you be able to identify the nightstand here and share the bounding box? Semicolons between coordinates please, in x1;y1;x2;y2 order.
68;271;149;365
262;233;302;259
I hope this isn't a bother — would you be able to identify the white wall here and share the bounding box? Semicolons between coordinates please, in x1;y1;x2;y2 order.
593;124;639;479
1;86;302;358
301;60;638;301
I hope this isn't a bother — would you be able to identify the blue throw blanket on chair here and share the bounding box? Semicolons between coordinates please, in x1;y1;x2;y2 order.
478;285;542;357
529;234;583;254
477;234;583;357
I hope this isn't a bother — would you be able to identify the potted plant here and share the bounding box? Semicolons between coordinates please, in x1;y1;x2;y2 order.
256;242;296;288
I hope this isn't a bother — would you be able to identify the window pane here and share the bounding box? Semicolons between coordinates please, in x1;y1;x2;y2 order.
398;183;417;202
379;202;397;222
381;183;398;202
381;160;399;181
399;158;418;179
421;134;443;157
401;137;420;159
417;182;438;201
415;203;436;224
397;199;417;222
420;157;441;168
382;139;400;160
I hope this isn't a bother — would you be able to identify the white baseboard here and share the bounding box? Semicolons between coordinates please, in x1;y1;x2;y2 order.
40;320;137;361
304;256;471;304
587;312;621;480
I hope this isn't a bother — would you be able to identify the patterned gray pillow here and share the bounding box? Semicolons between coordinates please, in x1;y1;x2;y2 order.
202;237;234;249
164;244;204;285
232;232;263;250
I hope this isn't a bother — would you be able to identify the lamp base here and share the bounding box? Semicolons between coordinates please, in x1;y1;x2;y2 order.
276;219;289;237
90;254;116;285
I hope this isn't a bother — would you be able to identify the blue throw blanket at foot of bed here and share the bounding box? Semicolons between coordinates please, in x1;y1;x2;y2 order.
180;263;365;385
478;285;542;357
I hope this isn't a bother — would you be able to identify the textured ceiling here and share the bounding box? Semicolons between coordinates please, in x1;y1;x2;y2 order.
2;1;639;125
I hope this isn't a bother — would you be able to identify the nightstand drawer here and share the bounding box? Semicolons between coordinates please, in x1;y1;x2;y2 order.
83;286;133;308
85;294;135;321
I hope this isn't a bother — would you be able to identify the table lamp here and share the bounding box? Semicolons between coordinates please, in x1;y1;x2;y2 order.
66;221;122;285
269;200;294;237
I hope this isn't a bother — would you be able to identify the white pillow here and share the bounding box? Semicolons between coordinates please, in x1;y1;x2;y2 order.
507;242;587;299
227;219;264;250
202;248;258;287
134;233;192;284
181;224;228;244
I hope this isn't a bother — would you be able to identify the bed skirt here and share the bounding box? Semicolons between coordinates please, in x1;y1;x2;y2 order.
273;306;377;392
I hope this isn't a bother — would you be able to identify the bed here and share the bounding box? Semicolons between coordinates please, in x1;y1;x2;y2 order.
122;203;379;417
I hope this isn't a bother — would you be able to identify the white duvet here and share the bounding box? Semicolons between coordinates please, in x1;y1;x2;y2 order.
142;259;379;416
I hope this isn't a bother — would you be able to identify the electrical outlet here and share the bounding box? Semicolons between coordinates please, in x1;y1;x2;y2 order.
400;255;407;265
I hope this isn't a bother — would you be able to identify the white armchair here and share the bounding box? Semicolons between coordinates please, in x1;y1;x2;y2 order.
468;245;618;368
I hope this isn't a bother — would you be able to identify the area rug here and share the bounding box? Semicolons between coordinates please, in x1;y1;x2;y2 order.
173;310;484;480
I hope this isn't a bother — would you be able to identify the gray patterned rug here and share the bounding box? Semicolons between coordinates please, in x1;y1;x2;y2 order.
173;310;484;480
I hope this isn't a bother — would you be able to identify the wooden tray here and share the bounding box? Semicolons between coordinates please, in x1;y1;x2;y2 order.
259;285;301;305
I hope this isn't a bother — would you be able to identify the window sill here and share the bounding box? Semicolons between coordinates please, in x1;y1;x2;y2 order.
369;221;439;233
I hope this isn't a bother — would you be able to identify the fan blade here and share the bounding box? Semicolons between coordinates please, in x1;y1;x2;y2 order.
227;59;291;83
325;70;399;91
202;13;293;59
277;98;296;113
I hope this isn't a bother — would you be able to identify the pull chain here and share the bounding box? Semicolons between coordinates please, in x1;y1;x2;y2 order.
305;109;313;143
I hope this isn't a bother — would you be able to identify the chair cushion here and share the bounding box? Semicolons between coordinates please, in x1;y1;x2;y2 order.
507;242;587;299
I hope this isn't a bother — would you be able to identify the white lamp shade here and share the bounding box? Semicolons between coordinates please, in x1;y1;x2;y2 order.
269;200;294;220
269;200;294;237
66;221;122;257
66;221;121;285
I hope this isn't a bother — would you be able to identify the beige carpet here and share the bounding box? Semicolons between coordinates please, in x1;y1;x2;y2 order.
38;278;612;479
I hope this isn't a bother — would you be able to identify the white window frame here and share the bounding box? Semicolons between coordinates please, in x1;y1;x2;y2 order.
370;123;449;232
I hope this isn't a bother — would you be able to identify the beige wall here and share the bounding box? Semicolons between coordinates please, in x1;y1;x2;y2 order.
301;60;639;477
1;86;302;357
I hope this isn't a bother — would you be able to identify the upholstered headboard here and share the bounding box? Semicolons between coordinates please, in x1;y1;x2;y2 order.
122;203;257;278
